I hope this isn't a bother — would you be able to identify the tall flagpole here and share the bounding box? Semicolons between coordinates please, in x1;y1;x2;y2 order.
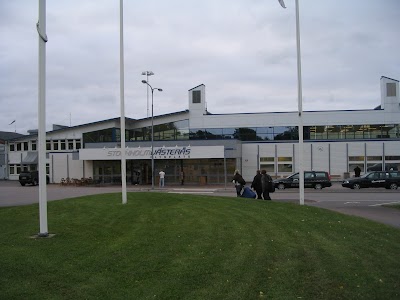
120;0;127;204
279;0;304;205
295;0;304;205
37;0;49;236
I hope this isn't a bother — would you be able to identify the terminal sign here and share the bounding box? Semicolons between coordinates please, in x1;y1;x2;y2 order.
79;146;224;160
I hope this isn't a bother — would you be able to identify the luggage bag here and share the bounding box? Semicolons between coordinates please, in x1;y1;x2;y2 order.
241;186;256;199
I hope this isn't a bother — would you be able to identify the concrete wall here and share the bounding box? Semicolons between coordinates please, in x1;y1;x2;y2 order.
242;140;400;182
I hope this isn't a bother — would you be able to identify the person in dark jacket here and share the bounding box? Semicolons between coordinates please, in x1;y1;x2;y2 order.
251;170;263;199
261;170;272;200
232;170;245;197
354;166;361;177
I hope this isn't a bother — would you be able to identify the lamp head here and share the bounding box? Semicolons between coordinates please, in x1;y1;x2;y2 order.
157;88;163;92
142;80;147;84
141;71;154;76
278;0;286;8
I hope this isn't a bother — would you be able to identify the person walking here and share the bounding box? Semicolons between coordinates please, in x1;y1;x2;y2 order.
159;169;165;187
251;170;263;199
232;170;245;197
261;170;272;200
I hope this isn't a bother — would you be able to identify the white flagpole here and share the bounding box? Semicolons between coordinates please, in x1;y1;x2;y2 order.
278;0;304;205
295;0;304;206
38;0;49;236
120;0;127;204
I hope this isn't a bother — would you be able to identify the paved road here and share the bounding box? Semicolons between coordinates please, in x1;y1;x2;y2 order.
1;181;399;228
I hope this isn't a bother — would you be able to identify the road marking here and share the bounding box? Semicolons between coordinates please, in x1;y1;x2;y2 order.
369;201;400;207
344;202;360;204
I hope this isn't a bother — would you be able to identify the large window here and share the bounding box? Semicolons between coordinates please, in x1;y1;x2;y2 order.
192;90;201;103
387;83;396;97
126;120;189;142
277;156;293;173
82;122;400;143
260;157;275;173
307;124;400;140
83;128;115;144
93;158;235;185
366;156;383;172
204;129;223;140
273;127;298;140
256;127;274;141
9;165;15;175
349;156;364;174
159;122;391;142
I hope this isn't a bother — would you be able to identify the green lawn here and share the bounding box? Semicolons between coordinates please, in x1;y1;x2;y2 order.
385;203;400;210
1;193;399;300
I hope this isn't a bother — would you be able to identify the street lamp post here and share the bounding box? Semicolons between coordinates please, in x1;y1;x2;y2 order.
141;80;162;190
141;71;154;118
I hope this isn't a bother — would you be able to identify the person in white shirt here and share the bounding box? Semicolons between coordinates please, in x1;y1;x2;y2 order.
159;170;165;187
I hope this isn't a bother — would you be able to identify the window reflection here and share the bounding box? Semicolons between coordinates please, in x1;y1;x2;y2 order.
83;122;399;143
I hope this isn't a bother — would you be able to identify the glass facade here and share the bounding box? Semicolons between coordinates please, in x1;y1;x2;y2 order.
83;128;115;144
307;124;400;140
83;120;190;144
83;121;400;144
92;158;236;185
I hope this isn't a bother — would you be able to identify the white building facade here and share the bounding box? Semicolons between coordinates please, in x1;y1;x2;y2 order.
6;76;400;185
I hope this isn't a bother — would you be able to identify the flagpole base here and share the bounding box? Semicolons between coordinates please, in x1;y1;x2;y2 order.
30;233;55;239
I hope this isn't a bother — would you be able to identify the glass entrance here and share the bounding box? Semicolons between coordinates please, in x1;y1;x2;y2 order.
92;158;235;185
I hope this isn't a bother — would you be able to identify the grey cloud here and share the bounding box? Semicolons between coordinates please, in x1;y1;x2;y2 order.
1;0;399;134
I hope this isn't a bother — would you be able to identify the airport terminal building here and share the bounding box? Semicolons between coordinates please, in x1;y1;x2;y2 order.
4;76;400;185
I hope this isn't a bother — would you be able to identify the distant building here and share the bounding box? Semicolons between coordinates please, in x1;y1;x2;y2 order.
5;76;400;185
0;131;24;179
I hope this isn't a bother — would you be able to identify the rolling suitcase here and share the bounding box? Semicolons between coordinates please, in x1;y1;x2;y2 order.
241;186;256;199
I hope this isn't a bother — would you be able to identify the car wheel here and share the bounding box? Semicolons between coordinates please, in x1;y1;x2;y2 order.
352;183;361;190
314;183;323;190
33;179;38;186
278;183;285;190
20;182;25;186
389;183;398;190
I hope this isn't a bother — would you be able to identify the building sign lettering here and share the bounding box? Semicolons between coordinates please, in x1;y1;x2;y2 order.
79;146;223;160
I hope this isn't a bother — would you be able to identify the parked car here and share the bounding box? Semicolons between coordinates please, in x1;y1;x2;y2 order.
342;171;400;190
273;171;332;190
19;171;50;186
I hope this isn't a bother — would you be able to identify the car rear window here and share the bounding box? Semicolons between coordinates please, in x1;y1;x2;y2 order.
389;172;400;178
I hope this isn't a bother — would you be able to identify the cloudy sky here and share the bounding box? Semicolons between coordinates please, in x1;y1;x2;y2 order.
1;0;399;134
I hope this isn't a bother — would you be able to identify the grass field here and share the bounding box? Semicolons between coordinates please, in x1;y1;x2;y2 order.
1;192;399;299
385;203;400;210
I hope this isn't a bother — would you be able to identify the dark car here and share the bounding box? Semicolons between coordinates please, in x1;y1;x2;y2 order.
19;171;50;186
342;171;400;190
273;171;332;190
